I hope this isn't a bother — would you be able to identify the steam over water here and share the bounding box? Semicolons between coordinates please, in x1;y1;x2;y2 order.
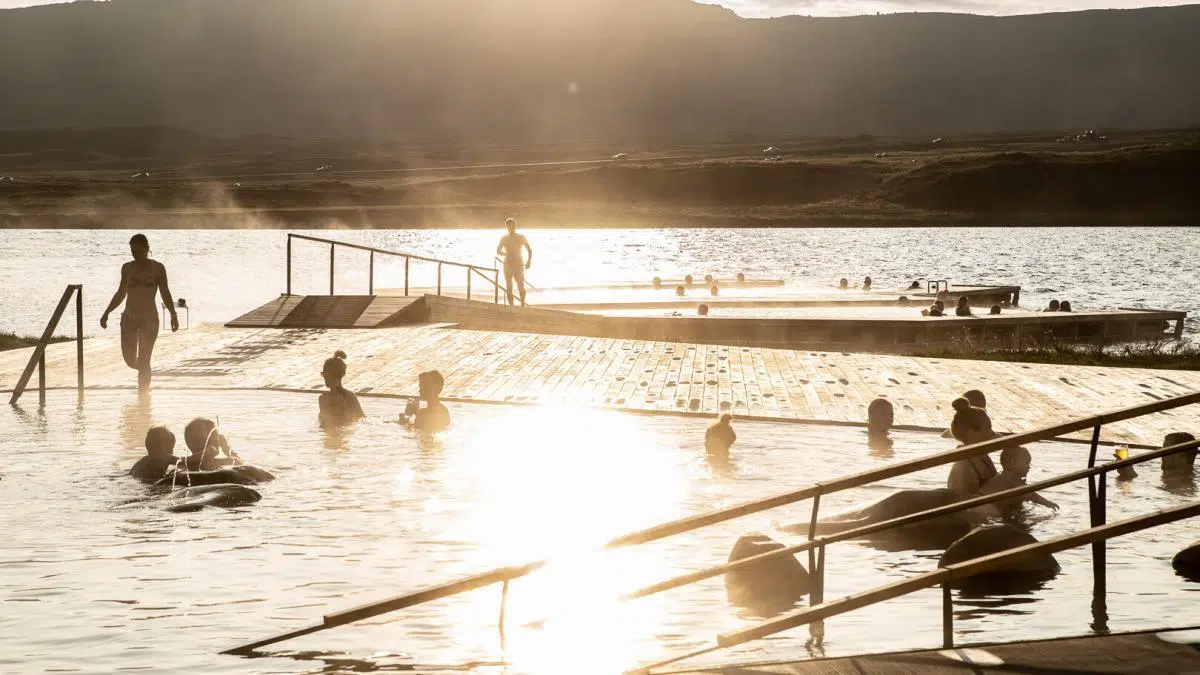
0;227;1198;337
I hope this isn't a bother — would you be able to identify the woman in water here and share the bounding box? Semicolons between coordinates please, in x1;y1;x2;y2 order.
100;234;179;390
946;398;1000;498
319;351;365;428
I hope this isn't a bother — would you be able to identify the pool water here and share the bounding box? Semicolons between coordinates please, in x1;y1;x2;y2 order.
1;390;1196;674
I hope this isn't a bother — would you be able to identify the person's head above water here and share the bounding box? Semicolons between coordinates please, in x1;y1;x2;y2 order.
184;418;218;455
704;274;714;284
867;398;893;435
418;370;445;401
1161;431;1198;474
505;217;517;234
839;278;849;289
950;398;994;445
322;351;348;389
652;276;662;289
962;389;986;409
675;285;685;296
697;303;710;316
990;305;1002;315
684;274;694;285
1047;299;1060;312
1059;300;1072;312
999;445;1032;478
737;272;746;283
145;425;176;458
709;285;719;296
129;233;150;261
863;276;872;287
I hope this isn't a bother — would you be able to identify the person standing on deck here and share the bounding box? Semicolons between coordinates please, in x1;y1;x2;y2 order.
100;234;178;391
496;218;533;306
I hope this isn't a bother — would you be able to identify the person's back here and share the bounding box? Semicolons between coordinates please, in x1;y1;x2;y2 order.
130;425;178;484
706;414;736;460
414;401;451;433
318;351;365;428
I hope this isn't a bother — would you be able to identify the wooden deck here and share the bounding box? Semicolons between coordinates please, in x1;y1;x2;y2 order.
3;323;1199;445
665;625;1200;674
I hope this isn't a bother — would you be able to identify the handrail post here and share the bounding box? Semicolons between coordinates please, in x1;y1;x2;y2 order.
498;579;510;654
38;351;46;407
329;243;335;295
942;582;954;648
437;263;442;296
807;495;824;642
404;257;410;297
1091;467;1109;633
369;251;375;296
75;286;84;396
467;267;472;301
494;268;500;304
286;234;293;295
1087;424;1101;467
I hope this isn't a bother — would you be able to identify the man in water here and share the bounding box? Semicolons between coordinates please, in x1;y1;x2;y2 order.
401;370;451;433
496;218;533;306
705;412;737;466
130;426;179;484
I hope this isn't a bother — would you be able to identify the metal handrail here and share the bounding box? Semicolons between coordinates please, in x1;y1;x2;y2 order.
222;389;1200;656
285;233;503;303
632;500;1200;674
615;437;1200;605
9;284;84;405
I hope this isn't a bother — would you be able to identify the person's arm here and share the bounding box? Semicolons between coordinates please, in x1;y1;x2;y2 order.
496;238;506;256
100;264;130;328
523;236;533;268
1029;492;1059;510
157;262;179;332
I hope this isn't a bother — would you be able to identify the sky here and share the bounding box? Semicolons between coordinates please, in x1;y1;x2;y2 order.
0;0;1193;17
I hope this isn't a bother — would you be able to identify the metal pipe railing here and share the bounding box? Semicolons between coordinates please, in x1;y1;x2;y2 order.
10;284;85;405
284;233;502;302
221;390;1200;656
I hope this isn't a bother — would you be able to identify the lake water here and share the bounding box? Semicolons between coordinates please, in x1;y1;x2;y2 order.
1;390;1197;674
1;227;1199;673
1;227;1198;338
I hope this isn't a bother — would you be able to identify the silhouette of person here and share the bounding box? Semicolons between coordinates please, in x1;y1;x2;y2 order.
867;398;895;456
706;413;736;469
319;351;365;428
402;370;451;433
129;426;178;484
946;398;1000;499
100;233;178;390
496;218;533;306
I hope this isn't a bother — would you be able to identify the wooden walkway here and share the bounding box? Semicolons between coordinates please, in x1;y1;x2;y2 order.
2;323;1199;445
666;626;1200;674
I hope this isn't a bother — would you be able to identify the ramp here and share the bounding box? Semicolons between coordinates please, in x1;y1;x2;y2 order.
227;295;427;329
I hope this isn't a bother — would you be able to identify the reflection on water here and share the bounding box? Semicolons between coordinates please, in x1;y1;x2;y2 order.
0;390;1197;674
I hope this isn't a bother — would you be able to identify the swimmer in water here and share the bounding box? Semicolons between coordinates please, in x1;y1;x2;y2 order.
401;370;451;433
705;413;736;466
976;445;1059;516
183;418;241;471
130;426;178;484
99;233;179;391
866;397;895;455
318;351;365;428
496;218;533;306
945;398;1000;499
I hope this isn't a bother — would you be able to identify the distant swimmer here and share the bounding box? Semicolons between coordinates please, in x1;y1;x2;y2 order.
839;278;849;290
863;276;873;291
183;418;242;471
1046;299;1060;312
675;285;686;297
955;296;972;316
319;351;365;428
99;234;179;391
908;280;921;290
401;370;451;433
737;273;746;284
685;275;694;286
652;276;662;289
496;218;533;306
705;413;736;465
1059;300;1073;312
130;426;178;484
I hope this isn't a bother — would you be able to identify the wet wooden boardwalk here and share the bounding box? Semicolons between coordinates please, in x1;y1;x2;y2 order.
666;626;1200;674
3;323;1199;445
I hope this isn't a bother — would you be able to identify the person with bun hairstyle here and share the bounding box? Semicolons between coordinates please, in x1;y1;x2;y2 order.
401;370;451;433
319;351;364;428
946;397;1000;498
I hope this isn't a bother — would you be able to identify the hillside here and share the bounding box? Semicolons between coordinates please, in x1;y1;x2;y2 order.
1;0;1199;142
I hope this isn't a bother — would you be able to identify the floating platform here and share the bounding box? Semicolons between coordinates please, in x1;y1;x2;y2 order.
6;322;1200;446
229;293;1185;351
665;625;1200;674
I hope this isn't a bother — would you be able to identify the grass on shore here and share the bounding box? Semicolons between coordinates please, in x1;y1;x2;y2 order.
915;332;1200;370
0;332;73;352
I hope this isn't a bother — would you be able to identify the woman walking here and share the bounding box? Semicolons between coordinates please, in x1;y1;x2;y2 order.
100;234;178;390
